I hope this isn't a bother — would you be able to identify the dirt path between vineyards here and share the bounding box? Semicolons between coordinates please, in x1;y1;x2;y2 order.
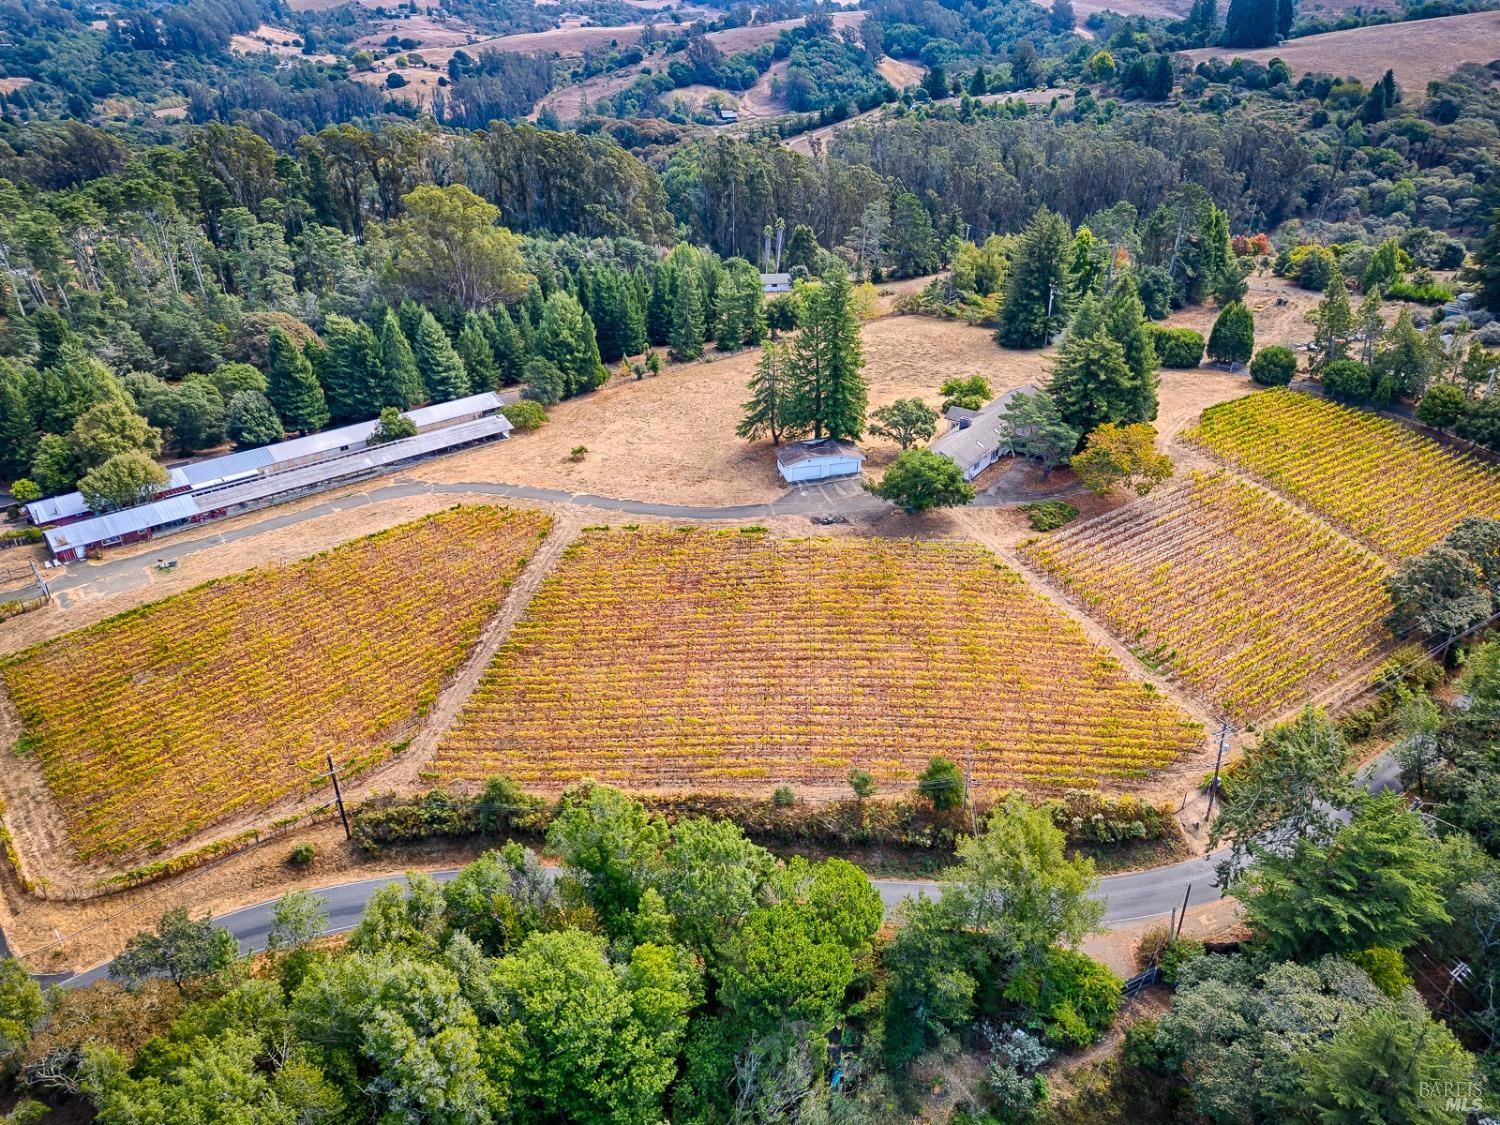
953;508;1224;783
348;509;585;796
0;510;585;904
0;689;107;894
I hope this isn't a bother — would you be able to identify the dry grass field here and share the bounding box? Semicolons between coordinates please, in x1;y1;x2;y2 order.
1020;471;1391;720
230;25;331;60
1185;389;1500;558
705;11;863;52
529;11;864;119
423;315;1032;504
0;507;551;863
434;528;1204;794
1056;0;1188;20
534;62;652;119
784;88;1073;154
351;12;484;50
876;57;925;88
1181;11;1500;94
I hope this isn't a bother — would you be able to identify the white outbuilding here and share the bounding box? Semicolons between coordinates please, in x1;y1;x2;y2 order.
775;438;866;484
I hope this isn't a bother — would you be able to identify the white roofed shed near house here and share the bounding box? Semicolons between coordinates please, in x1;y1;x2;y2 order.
775;438;866;484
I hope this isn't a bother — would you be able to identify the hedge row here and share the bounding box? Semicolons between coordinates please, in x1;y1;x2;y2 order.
348;780;1180;856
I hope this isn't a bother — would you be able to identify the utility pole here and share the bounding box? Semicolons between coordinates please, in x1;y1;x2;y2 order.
1044;283;1057;346
326;752;351;840
963;744;977;836
1176;883;1192;938
1202;718;1233;826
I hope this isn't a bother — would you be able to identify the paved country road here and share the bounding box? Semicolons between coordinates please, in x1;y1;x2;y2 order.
43;463;1082;608
52;753;1404;991
55;866;1210;991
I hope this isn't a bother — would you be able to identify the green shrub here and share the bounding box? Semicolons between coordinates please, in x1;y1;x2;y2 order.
1416;384;1466;430
1294;245;1339;291
1250;345;1297;386
1004;947;1123;1048
917;755;964;811
1021;500;1079;531
476;775;541;836
1158;937;1206;984
771;785;796;808
1321;359;1372;402
1345;946;1412;998
500;400;548;431
1384;279;1454;304
350;789;479;854
1047;790;1176;843
288;842;315;866
1147;325;1205;368
1136;925;1204;982
1121;1016;1168;1072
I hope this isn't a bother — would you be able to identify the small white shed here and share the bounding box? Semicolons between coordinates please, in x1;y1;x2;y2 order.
760;272;792;294
775;439;866;484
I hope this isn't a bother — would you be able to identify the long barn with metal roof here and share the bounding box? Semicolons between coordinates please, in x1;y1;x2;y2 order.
34;392;514;562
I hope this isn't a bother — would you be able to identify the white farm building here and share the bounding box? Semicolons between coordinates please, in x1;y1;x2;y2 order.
775;438;866;484
30;391;514;561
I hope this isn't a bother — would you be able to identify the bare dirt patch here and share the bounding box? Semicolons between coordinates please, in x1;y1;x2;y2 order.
875;56;924;88
0;77;34;94
1182;11;1500;93
1164;272;1426;355
737;59;791;115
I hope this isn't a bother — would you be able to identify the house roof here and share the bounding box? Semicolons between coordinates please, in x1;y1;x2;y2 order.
928;385;1035;473
774;438;865;468
24;492;90;525
405;392;507;428
44;495;200;553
